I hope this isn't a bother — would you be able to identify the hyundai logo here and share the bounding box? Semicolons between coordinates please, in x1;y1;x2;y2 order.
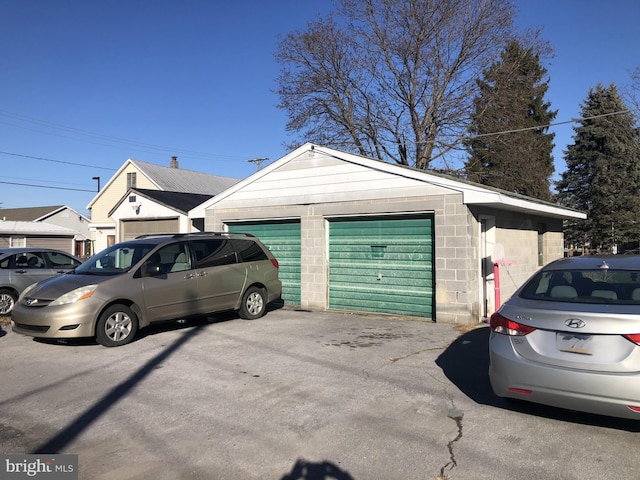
565;318;586;328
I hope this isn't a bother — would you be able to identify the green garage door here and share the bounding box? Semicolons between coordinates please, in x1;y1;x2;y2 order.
228;221;301;306
329;215;434;318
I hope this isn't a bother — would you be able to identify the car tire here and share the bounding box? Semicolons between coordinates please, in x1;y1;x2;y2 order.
0;289;17;316
239;286;267;320
96;304;138;347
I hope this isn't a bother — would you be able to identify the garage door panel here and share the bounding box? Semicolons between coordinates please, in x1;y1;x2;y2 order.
227;221;301;306
329;289;433;317
329;215;434;318
121;219;179;241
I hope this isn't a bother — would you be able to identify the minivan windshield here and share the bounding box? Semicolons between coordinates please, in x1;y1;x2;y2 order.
76;243;156;275
520;269;640;305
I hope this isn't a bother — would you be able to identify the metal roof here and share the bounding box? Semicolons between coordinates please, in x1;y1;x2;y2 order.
130;160;240;195
0;220;76;235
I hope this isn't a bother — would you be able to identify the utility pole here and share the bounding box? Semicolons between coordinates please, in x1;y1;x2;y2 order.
248;157;268;171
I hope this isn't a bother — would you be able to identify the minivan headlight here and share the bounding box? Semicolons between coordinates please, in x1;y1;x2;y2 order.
50;285;98;306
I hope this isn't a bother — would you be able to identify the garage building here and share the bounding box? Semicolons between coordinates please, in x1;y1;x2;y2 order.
191;144;585;324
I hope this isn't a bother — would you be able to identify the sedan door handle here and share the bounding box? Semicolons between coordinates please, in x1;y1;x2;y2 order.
197;271;208;277
184;273;196;279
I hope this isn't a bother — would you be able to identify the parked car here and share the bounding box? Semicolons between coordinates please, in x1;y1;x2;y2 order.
0;248;82;316
12;232;282;347
489;255;640;420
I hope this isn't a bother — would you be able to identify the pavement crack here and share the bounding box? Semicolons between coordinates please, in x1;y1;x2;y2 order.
388;345;446;363
438;414;463;480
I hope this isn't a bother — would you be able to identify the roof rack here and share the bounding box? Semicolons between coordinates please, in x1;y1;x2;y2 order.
135;231;256;239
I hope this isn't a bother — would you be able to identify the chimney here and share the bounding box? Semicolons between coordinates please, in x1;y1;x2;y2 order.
170;156;179;168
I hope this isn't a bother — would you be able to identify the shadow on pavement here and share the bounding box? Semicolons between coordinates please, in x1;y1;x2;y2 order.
32;323;207;453
436;325;640;432
281;459;354;480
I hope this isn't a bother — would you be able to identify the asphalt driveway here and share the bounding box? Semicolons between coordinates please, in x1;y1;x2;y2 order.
1;308;639;480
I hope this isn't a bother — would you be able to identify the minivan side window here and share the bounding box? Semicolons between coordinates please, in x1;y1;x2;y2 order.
191;239;236;268
153;242;191;273
231;239;268;263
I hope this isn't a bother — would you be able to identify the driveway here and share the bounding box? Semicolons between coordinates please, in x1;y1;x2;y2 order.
1;309;639;479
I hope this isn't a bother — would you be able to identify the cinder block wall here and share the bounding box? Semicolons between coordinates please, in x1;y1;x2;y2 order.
206;194;562;325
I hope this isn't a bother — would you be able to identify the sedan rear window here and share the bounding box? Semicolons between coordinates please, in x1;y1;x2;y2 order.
520;269;640;304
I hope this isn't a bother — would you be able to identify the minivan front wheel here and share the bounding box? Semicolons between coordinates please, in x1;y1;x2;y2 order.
239;286;266;320
96;304;138;347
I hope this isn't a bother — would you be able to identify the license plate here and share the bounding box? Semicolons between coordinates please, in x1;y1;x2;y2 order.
556;332;593;355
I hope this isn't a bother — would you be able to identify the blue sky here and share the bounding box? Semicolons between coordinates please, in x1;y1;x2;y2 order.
1;0;638;216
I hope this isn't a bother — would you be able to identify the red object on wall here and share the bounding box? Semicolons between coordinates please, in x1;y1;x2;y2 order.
493;259;515;312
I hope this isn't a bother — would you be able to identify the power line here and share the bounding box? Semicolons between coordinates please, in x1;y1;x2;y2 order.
0;109;251;162
0;151;116;171
0;180;97;193
470;109;636;139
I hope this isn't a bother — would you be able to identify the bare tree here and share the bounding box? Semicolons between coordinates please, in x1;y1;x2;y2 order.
623;65;640;122
275;0;516;169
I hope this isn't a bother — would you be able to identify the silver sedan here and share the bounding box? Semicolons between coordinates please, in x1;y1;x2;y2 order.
489;255;640;420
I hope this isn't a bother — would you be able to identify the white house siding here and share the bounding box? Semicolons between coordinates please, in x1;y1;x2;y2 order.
42;210;90;240
110;199;191;242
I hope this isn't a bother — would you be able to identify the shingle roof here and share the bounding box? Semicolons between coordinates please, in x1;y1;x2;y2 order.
130;160;239;195
0;206;65;221
134;189;213;214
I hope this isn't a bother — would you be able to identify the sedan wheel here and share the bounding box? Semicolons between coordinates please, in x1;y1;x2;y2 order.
0;289;17;316
96;305;138;347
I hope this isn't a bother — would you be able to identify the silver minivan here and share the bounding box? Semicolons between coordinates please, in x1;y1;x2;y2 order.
12;233;282;347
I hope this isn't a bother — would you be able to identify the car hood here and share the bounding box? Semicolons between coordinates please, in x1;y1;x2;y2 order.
26;273;114;300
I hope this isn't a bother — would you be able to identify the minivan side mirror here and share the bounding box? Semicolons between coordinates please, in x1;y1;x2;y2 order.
143;263;163;276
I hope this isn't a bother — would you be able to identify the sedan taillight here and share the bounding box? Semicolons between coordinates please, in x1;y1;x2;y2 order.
490;312;536;336
623;334;640;345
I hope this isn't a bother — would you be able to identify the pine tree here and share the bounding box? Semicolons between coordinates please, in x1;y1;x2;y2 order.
465;40;556;201
556;83;640;252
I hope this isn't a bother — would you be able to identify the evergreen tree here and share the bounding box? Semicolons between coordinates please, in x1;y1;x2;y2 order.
556;83;640;252
465;40;556;201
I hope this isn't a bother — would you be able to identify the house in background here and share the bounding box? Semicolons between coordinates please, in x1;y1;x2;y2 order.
0;205;90;257
87;156;239;251
192;143;586;325
109;189;213;241
0;220;77;255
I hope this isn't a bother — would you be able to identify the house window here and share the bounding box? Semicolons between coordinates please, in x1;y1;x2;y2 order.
129;195;137;203
127;172;137;189
10;236;26;247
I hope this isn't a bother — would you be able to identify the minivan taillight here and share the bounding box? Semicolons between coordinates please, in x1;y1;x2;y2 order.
270;258;279;269
490;312;536;336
